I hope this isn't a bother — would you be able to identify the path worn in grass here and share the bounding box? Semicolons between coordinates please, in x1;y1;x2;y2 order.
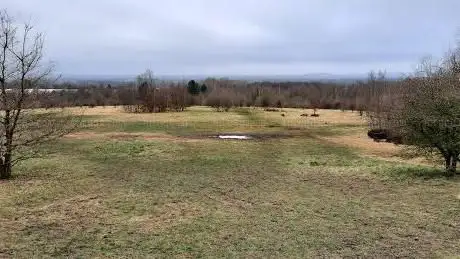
1;107;459;258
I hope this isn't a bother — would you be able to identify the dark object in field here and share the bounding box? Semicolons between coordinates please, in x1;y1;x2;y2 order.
281;113;285;117
300;113;309;117
310;161;321;166
310;114;320;117
368;129;389;142
264;108;280;112
367;129;403;144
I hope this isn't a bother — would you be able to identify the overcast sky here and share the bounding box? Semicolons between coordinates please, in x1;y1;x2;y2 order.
3;0;460;77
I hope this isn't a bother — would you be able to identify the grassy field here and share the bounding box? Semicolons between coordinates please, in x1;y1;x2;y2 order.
1;106;459;258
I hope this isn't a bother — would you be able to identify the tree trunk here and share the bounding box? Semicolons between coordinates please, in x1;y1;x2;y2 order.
453;154;458;175
452;158;457;174
445;154;457;176
0;153;12;179
1;109;12;179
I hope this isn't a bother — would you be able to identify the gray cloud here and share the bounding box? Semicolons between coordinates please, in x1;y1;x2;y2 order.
3;0;460;76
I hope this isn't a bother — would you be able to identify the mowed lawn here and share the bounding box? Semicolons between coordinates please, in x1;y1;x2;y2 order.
1;107;459;258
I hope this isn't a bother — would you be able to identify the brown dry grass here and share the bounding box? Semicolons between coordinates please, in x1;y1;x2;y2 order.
64;131;202;142
319;129;435;166
323;131;400;156
68;106;366;128
74;106;247;124
261;107;367;126
128;202;205;233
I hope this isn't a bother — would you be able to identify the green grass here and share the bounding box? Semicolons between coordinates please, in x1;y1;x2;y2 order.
1;107;459;258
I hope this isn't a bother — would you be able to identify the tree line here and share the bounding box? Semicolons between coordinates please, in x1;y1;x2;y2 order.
30;76;390;115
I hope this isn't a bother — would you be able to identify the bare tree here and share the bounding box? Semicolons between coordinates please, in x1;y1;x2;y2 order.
0;10;77;179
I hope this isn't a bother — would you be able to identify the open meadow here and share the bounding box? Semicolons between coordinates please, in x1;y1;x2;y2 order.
1;106;459;258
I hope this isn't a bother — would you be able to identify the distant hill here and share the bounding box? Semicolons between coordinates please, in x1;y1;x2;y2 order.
60;73;403;85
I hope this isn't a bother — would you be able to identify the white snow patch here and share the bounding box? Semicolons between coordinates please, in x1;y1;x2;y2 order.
217;135;251;140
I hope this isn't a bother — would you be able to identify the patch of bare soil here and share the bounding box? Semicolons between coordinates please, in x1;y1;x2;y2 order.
208;131;311;141
64;132;101;139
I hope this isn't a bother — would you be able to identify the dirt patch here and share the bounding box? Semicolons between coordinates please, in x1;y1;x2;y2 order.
142;134;189;141
65;131;310;143
208;131;311;141
109;133;142;140
64;132;102;139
